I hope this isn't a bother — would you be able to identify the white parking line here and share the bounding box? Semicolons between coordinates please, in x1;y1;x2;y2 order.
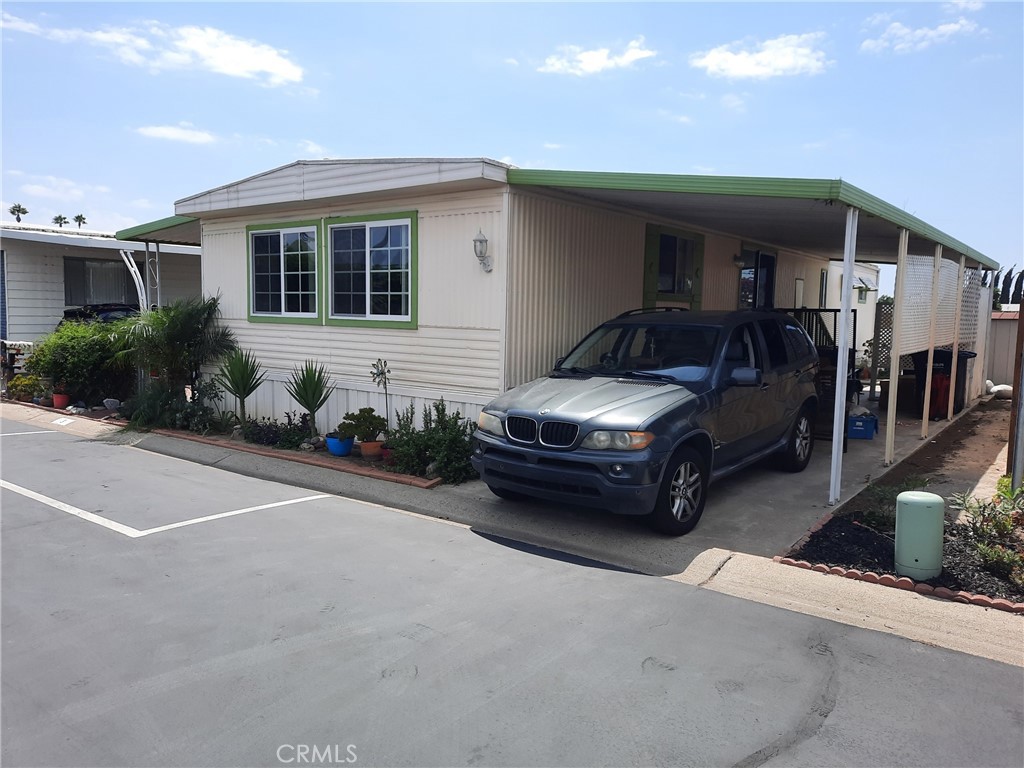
0;480;329;538
0;431;62;436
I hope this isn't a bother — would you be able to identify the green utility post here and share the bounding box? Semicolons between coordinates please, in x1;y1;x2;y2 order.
894;491;944;580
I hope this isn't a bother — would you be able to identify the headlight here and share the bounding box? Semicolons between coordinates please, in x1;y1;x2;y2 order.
580;430;654;450
477;411;504;436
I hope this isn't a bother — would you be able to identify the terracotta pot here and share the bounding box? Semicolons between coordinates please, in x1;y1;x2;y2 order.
52;393;71;409
359;440;384;459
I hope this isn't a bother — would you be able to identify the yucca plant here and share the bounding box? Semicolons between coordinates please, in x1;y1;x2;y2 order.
215;349;267;423
285;360;332;438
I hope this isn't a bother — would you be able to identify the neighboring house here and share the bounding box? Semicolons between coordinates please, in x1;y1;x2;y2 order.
826;261;880;363
0;223;201;341
120;159;998;463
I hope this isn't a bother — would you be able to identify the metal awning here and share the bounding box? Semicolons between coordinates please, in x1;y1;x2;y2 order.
115;215;201;247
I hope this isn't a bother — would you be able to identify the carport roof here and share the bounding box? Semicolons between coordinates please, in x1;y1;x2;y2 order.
506;169;997;269
118;161;997;270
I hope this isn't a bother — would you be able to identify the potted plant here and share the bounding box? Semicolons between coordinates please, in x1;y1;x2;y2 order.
324;422;356;457
340;407;388;459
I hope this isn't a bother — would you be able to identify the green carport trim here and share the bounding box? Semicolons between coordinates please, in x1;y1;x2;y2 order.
507;169;995;269
115;215;198;242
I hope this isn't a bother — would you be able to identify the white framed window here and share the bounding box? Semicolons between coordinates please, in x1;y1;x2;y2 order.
250;226;318;317
329;218;411;321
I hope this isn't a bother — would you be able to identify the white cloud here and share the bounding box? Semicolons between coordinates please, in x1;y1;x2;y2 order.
1;12;303;87
538;36;656;76
861;17;978;53
720;94;746;113
130;198;154;209
690;32;831;79
136;123;217;144
499;156;516;166
17;174;108;202
657;109;693;125
298;139;327;157
504;57;520;67
945;1;984;12
543;143;562;150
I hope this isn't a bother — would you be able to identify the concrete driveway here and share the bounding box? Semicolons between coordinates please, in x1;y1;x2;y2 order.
2;411;1021;767
119;408;965;578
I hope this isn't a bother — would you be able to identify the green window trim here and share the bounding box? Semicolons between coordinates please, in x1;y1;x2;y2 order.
324;210;418;330
246;219;324;323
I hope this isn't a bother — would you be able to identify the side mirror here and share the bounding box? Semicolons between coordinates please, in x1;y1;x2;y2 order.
554;356;565;369
730;367;763;387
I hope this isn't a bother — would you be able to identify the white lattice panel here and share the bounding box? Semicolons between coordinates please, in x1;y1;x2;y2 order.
896;254;937;354
959;267;981;351
934;259;960;346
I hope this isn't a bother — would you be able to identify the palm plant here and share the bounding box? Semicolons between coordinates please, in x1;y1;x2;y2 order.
285;360;332;438
370;358;392;430
8;203;27;222
114;295;237;392
52;214;68;227
214;349;266;423
73;214;87;229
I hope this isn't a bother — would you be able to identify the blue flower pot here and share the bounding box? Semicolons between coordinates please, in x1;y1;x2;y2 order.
325;435;354;457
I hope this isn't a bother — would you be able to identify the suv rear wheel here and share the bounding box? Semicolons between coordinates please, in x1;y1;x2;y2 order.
648;446;708;536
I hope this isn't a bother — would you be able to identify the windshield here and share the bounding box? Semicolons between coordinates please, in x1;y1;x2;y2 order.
557;323;720;382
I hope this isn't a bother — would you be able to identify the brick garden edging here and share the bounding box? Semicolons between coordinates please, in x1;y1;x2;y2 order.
772;550;1024;615
778;505;1024;614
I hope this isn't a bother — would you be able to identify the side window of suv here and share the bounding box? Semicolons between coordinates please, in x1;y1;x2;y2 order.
758;319;791;371
782;318;816;362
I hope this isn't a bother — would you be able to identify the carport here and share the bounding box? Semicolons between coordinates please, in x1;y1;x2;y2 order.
505;171;999;504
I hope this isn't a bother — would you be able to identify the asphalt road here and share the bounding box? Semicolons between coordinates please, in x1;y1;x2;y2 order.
2;416;1022;768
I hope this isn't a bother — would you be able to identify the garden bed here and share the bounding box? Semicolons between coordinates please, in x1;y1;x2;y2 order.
788;398;1023;604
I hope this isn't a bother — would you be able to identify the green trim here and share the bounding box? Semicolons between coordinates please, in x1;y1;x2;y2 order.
507;169;995;269
323;210;418;330
115;215;198;242
246;219;323;323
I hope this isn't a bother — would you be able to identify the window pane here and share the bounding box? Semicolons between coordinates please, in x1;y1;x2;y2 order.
389;295;404;315
371;294;388;315
334;294;351;315
285;294;300;313
301;252;316;272
370;226;389;249
370;249;389;269
371;273;388;292
300;273;315;292
759;320;791;369
389;225;406;247
285;274;299;292
389;250;408;269
353;294;366;314
300;294;314;313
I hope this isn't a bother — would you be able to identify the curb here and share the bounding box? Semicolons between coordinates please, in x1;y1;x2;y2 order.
148;429;444;490
2;399;442;491
772;555;1024;615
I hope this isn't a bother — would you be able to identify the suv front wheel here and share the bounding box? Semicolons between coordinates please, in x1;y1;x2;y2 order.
781;405;815;472
648;446;708;536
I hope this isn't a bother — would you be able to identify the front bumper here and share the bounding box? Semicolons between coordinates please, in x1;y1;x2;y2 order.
471;431;666;515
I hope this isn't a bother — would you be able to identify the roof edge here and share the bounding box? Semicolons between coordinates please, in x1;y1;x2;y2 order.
115;215;198;242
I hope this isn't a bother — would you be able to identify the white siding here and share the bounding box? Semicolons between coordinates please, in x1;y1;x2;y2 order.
505;190;644;388
154;252;202;305
700;235;743;310
4;244;63;340
200;188;508;423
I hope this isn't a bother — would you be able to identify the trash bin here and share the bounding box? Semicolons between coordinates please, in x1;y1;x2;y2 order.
894;491;944;580
910;349;977;417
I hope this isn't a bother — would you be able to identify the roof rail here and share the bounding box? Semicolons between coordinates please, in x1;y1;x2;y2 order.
615;307;690;318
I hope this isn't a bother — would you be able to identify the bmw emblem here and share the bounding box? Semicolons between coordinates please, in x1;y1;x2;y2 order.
539;408;550;415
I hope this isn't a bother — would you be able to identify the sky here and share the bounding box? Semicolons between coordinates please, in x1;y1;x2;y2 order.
2;1;1022;294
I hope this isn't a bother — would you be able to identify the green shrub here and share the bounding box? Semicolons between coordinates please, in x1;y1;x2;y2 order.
6;373;44;400
976;543;1024;581
340;407;388;442
853;475;931;531
388;398;475;484
120;378;224;434
950;486;1024;584
214;348;266;423
26;321;134;404
241;411;310;448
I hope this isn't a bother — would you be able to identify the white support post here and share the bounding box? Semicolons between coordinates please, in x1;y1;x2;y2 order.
884;228;910;466
946;254;966;421
920;244;943;438
829;206;859;505
120;250;146;309
155;243;162;308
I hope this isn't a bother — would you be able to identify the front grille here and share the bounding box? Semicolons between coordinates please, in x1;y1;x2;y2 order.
540;421;579;447
505;416;537;443
614;379;666;387
486;469;601;497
